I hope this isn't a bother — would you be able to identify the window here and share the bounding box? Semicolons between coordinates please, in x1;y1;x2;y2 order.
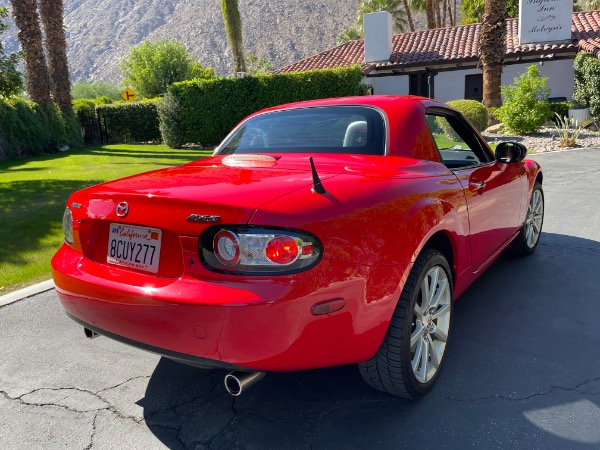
216;106;386;156
425;112;492;169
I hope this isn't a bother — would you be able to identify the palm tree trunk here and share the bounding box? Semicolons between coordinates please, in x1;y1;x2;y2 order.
435;0;441;27
425;0;436;29
39;0;72;111
9;0;51;105
481;0;507;116
446;0;454;26
402;0;415;32
221;0;246;74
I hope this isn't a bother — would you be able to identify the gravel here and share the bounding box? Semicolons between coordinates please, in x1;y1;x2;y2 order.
484;126;600;153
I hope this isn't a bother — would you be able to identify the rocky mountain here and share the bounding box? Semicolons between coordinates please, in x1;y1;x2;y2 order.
1;0;362;83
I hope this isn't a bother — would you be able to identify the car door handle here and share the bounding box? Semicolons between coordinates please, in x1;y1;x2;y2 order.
470;181;486;190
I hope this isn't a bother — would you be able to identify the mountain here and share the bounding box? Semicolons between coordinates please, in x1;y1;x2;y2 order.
0;0;361;83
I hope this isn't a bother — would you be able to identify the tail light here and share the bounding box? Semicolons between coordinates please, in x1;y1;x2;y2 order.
62;208;74;244
200;227;322;274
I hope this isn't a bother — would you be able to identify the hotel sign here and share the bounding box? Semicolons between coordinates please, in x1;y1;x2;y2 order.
518;0;572;45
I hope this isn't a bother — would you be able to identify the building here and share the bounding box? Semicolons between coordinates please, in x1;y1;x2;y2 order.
274;10;600;103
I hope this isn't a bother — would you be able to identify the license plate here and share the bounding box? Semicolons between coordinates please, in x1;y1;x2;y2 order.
107;224;162;273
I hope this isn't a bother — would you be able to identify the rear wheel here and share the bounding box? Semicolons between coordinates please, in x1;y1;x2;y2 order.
512;182;544;255
359;249;453;399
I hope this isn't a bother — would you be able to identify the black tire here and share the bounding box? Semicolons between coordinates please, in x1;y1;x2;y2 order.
359;248;453;399
511;182;544;256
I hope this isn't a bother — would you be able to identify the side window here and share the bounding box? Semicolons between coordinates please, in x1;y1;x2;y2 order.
425;114;487;169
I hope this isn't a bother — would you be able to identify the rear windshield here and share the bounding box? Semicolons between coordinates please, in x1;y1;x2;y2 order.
215;106;386;156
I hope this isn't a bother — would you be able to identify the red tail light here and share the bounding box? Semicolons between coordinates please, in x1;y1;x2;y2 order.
265;237;299;264
200;226;322;274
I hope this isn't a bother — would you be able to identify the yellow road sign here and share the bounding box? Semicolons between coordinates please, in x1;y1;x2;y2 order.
121;87;137;102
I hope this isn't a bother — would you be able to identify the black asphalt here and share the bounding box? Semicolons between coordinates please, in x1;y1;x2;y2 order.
1;148;599;449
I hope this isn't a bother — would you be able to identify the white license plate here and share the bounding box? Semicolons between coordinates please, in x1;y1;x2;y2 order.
107;224;162;273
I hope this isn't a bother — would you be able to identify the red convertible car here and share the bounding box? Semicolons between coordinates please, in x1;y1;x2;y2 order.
52;96;543;398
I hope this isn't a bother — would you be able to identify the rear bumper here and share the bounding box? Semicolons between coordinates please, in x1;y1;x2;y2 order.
52;244;409;371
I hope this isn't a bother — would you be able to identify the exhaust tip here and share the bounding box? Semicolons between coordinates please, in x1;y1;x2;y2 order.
224;371;265;396
84;327;100;339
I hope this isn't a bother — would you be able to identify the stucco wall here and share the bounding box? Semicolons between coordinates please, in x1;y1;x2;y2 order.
502;59;574;100
368;58;575;102
435;68;483;102
366;76;409;95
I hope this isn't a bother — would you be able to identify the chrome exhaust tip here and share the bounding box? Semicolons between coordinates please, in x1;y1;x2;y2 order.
84;327;100;339
224;371;265;396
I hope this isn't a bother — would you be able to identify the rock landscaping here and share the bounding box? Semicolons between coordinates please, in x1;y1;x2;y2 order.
484;126;600;153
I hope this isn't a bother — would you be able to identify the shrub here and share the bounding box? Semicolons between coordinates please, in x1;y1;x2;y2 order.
96;99;161;143
0;98;81;160
160;66;368;147
157;92;185;148
548;101;570;123
496;65;550;134
573;52;600;118
438;99;488;137
122;39;214;98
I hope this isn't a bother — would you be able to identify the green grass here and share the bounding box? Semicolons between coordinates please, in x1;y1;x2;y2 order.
0;144;212;294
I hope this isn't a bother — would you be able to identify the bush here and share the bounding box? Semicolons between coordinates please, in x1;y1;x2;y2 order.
0;98;81;160
160;66;368;147
96;99;161;143
438;99;488;137
548;101;570;123
157;92;185;148
573;52;600;118
496;65;550;134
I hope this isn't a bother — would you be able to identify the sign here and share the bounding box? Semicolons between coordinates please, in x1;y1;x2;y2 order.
518;0;572;45
121;87;137;102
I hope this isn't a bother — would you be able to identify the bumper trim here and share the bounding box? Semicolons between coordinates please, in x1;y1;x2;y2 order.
66;313;251;371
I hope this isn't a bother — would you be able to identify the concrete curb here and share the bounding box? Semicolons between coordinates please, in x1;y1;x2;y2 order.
0;280;55;308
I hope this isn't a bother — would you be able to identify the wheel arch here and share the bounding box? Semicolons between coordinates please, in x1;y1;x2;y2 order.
422;230;456;282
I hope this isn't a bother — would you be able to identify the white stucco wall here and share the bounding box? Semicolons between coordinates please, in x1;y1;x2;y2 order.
367;76;409;95
502;59;575;100
367;58;574;101
434;68;483;102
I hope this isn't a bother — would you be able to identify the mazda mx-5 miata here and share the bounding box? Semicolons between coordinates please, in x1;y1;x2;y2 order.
52;96;544;398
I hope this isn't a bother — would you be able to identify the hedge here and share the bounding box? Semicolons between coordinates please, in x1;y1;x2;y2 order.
0;98;81;161
439;99;488;136
159;66;368;147
95;100;161;143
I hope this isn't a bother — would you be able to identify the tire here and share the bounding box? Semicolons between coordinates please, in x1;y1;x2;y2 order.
359;248;453;399
511;182;544;256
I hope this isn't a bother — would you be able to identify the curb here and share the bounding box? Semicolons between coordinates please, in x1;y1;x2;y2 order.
0;280;55;308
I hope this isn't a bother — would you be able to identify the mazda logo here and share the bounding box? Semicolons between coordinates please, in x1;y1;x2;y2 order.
116;202;129;217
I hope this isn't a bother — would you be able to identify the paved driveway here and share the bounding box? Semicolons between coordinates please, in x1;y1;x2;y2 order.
1;149;599;449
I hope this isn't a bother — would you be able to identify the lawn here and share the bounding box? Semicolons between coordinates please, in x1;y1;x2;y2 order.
0;144;212;295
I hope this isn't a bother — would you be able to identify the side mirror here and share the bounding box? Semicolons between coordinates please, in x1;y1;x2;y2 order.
495;142;527;163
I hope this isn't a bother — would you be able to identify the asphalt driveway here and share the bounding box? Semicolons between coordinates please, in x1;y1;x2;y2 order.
1;148;599;449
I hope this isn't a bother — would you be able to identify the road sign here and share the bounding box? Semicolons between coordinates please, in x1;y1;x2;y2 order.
121;87;137;102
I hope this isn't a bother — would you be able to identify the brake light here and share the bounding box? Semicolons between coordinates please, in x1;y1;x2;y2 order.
265;236;299;264
200;227;322;274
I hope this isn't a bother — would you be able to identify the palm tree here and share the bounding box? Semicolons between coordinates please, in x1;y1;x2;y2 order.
39;0;72;111
480;0;507;115
221;0;246;73
356;0;408;33
9;0;51;105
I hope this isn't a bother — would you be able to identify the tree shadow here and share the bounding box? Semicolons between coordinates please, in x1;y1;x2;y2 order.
137;232;600;448
0;179;101;268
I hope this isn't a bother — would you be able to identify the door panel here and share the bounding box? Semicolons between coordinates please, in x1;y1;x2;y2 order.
454;162;524;269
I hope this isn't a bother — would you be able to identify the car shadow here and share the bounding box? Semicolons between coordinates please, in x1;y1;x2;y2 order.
139;232;600;449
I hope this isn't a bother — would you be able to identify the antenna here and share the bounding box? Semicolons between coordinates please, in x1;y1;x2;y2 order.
309;157;326;195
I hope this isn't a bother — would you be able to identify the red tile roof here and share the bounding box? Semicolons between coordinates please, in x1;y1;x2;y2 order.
274;11;600;74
